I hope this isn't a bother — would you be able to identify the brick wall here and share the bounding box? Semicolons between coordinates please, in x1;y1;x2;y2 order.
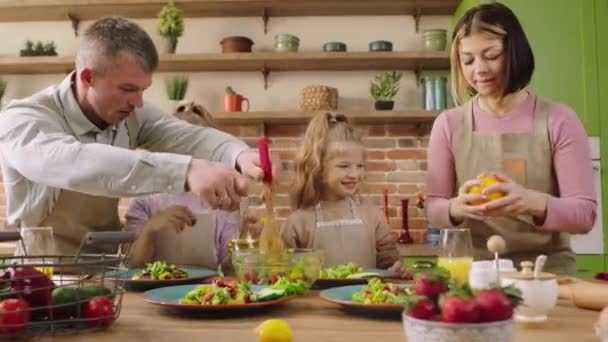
217;122;431;243
2;122;431;243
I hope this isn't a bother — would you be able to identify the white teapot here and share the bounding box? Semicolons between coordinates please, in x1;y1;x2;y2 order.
501;259;557;323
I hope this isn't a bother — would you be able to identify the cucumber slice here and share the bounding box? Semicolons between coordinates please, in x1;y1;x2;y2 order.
255;288;285;301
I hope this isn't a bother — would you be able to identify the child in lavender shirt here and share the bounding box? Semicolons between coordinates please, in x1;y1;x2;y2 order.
125;101;259;269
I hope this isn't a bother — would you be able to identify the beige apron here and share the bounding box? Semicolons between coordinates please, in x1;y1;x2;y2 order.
153;211;217;268
313;199;376;268
454;95;575;275
25;92;140;256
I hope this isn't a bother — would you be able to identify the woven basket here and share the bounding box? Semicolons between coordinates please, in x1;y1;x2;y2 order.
299;85;338;111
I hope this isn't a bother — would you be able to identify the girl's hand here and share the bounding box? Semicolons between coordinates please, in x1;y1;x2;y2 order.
480;173;548;220
145;205;196;234
389;260;413;279
448;179;488;224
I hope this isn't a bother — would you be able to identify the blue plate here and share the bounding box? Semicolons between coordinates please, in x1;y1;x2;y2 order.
314;268;397;289
105;267;216;291
143;284;296;313
320;284;409;313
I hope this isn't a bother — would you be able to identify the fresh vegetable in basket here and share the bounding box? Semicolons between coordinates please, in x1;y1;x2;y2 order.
52;286;112;318
0;266;55;319
0;298;31;334
84;296;114;328
132;261;189;280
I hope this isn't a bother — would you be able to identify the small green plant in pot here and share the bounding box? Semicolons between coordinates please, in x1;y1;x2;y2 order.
165;75;189;102
157;0;184;54
370;71;402;110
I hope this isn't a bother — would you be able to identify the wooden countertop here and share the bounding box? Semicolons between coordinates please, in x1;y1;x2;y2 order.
398;244;438;257
39;291;598;342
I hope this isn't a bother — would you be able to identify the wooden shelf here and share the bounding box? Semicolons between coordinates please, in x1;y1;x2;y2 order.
211;110;440;125
0;51;449;75
0;0;460;22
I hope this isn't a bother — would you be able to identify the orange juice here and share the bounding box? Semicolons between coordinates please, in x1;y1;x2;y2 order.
437;257;473;284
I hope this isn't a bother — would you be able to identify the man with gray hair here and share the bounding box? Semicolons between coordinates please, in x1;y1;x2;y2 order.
0;17;264;254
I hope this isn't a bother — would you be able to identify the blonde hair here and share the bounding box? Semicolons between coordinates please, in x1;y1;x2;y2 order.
173;100;216;128
450;3;535;106
290;112;364;209
450;22;507;106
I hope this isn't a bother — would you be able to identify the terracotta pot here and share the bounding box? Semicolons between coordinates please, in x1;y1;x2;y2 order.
159;36;178;54
223;94;250;112
220;36;254;53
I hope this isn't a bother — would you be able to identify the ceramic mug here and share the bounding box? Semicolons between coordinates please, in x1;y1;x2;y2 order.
223;94;250;112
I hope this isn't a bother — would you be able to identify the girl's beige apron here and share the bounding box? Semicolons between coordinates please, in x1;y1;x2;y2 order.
313;199;376;268
454;95;575;275
20;93;140;256
153;211;217;268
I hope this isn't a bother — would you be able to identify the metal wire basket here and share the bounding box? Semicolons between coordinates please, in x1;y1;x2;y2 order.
0;231;135;336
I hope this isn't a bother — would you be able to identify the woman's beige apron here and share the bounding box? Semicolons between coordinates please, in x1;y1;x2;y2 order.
21;93;140;256
153;211;217;268
313;199;376;268
454;96;575;275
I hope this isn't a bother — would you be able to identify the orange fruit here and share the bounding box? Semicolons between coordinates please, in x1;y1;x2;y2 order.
466;176;504;205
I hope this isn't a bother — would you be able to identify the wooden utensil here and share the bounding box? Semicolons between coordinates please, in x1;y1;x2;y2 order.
257;137;284;256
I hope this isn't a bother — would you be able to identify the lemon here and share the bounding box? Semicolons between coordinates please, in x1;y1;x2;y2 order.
255;319;294;342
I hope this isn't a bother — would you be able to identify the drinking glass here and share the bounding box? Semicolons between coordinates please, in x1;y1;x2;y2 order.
437;228;473;284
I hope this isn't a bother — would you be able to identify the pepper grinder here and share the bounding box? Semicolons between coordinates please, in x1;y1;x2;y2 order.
398;198;413;244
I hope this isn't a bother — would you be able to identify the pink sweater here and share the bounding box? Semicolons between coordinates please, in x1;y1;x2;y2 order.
426;92;597;233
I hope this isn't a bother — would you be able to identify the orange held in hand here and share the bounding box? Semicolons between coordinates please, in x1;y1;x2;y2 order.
467;175;504;205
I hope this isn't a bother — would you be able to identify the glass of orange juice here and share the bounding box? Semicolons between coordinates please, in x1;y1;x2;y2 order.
437;228;473;285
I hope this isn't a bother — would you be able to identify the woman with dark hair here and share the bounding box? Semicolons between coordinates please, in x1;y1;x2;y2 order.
426;2;596;274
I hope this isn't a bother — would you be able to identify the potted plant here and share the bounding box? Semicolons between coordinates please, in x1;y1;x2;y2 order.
370;71;402;110
157;0;184;54
165;75;189;103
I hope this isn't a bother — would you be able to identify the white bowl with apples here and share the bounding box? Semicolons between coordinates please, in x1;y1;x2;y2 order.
402;269;521;342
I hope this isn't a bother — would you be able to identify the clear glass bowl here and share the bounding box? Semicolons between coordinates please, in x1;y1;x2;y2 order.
231;248;324;286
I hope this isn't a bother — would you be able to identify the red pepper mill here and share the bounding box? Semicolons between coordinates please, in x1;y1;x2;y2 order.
398;198;413;244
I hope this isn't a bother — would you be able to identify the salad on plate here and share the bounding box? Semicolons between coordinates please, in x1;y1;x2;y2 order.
131;261;189;280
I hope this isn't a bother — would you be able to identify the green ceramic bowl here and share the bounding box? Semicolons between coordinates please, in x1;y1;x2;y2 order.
369;40;393;52
422;29;447;51
323;42;347;52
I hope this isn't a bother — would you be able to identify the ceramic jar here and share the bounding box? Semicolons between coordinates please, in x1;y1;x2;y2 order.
423;29;447;51
220;36;254;53
369;40;393;52
501;261;558;323
274;34;300;52
323;42;347;52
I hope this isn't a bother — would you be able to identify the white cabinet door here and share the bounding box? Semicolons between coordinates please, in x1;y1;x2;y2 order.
571;160;604;254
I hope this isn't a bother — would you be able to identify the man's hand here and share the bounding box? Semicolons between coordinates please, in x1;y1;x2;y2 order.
186;159;249;211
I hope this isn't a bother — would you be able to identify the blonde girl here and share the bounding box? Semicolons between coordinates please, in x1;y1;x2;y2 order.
282;112;408;276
